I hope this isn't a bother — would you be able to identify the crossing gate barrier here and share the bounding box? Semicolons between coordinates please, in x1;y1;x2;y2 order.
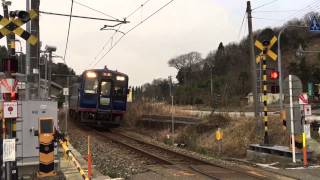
54;130;90;180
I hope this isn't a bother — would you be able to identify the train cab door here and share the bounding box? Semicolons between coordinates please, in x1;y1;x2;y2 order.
98;80;112;110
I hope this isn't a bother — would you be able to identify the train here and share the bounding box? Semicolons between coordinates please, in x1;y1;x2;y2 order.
69;66;129;127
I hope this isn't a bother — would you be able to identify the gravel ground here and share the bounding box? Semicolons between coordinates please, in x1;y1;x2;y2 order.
63;118;155;179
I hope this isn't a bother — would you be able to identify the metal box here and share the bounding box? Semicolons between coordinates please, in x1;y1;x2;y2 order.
16;100;58;166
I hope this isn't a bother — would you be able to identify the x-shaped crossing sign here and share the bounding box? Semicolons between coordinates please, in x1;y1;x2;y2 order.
0;10;38;45
255;35;278;63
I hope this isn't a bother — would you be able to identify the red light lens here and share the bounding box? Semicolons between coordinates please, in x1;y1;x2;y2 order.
270;71;279;80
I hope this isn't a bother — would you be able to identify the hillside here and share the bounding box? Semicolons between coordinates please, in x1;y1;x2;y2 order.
137;12;320;107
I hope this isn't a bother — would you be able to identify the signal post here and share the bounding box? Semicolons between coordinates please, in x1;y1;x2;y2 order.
0;4;38;179
255;30;278;145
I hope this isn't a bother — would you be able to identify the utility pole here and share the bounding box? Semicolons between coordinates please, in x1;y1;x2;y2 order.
168;76;174;144
52;73;74;134
30;0;40;99
45;45;57;99
210;65;214;111
25;0;30;100
2;0;18;179
247;1;259;119
48;50;52;98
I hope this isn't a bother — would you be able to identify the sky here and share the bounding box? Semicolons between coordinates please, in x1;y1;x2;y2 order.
1;0;319;86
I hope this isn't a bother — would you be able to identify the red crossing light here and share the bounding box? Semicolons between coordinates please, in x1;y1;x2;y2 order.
270;70;279;80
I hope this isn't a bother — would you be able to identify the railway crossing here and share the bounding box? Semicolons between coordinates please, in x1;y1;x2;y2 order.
0;0;319;180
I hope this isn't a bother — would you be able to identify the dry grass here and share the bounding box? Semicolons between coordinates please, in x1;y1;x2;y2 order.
123;100;196;126
193;116;289;157
125;100;290;158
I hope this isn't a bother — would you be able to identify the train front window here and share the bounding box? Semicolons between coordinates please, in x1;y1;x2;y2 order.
100;81;111;96
114;86;125;97
84;78;98;94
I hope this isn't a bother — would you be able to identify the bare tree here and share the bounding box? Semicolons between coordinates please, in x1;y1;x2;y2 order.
168;51;202;70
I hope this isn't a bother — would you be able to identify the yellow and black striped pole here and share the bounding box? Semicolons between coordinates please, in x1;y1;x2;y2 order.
262;41;269;145
59;139;90;180
38;118;56;177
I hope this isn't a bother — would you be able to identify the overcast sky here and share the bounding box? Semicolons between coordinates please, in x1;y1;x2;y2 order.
2;0;318;86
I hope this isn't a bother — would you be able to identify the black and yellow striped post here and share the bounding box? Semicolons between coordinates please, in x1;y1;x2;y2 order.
262;41;269;145
38;117;56;177
255;34;278;146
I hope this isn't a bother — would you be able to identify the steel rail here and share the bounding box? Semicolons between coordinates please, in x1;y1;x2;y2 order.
93;129;269;180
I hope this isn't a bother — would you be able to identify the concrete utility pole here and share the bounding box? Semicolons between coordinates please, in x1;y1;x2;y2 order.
30;0;40;99
25;0;30;100
45;45;57;99
247;1;259;118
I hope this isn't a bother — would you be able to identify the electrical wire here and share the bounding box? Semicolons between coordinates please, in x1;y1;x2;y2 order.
252;0;320;26
282;0;320;23
238;11;247;39
91;0;175;68
63;0;74;64
39;11;126;22
92;0;154;65
73;0;119;20
252;0;279;10
127;0;153;19
89;25;122;67
253;9;301;13
252;17;284;22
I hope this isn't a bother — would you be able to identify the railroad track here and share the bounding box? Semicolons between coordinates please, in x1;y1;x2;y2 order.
89;128;294;180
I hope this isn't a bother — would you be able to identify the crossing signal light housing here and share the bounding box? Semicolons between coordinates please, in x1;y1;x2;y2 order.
271;85;280;94
9;10;31;22
1;58;18;73
270;70;279;80
2;92;18;100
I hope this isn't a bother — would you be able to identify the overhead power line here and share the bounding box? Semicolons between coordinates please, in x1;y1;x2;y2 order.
39;11;128;23
253;9;300;13
281;0;320;24
252;17;283;22
92;0;175;68
127;0;153;19
92;0;154;64
73;0;119;20
90;25;122;67
238;11;247;39
252;0;279;10
63;0;74;64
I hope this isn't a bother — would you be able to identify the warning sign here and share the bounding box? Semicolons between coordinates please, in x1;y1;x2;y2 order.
63;88;69;96
304;105;312;116
3;139;15;162
298;93;308;105
3;101;18;118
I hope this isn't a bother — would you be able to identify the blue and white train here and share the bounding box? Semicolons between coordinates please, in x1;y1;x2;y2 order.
69;66;129;127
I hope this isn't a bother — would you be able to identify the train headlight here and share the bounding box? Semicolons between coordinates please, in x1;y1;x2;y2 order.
86;71;97;78
103;72;112;77
116;76;125;81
